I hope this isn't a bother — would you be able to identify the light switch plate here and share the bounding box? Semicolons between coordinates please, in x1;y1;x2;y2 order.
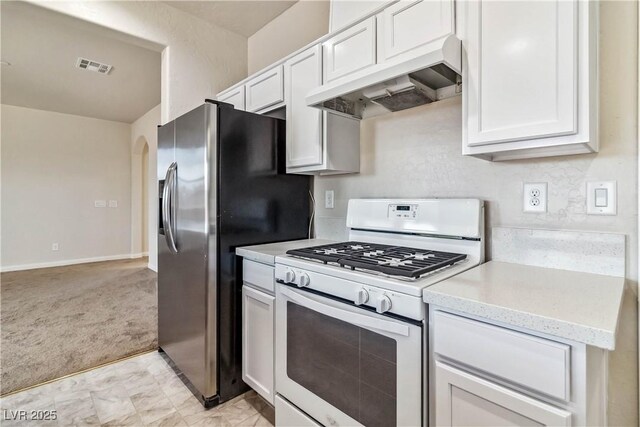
94;200;106;208
325;190;335;209
587;181;616;215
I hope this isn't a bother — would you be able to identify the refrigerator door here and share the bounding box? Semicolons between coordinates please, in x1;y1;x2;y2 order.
216;106;311;401
158;104;218;400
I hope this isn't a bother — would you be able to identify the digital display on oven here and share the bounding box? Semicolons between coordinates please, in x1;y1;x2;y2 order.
396;205;410;211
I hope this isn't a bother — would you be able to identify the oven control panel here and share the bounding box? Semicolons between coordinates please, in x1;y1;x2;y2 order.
275;263;425;321
388;204;418;220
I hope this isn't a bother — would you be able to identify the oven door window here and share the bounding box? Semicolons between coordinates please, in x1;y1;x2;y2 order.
287;301;397;427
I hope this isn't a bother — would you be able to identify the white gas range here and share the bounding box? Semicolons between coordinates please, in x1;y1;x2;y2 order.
274;199;484;427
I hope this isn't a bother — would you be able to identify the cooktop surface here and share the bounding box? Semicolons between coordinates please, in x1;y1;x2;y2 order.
286;241;467;279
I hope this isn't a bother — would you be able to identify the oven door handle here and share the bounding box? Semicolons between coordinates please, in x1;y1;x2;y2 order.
280;286;410;337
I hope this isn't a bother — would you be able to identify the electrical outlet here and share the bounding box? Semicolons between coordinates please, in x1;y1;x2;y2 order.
108;200;118;208
94;200;106;208
52;243;59;251
523;182;547;213
325;190;335;209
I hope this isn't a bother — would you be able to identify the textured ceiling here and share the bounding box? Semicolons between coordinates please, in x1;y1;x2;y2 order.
164;0;298;37
1;2;161;123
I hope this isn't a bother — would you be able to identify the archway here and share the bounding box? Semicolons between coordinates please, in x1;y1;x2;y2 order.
131;135;150;258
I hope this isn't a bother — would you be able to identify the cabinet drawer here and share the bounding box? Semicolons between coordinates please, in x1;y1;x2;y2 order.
276;395;321;427
435;361;572;426
243;260;275;294
323;17;377;83
433;311;570;400
245;65;284;112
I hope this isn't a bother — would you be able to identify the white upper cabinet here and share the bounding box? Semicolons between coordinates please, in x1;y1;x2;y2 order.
329;0;392;32
285;45;360;175
217;86;245;110
323;17;377;84
377;0;454;64
245;65;285;113
461;0;598;160
285;46;324;169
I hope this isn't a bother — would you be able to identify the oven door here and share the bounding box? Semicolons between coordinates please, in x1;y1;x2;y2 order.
275;283;422;427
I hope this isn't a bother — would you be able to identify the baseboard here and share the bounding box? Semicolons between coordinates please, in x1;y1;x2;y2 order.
148;262;158;272
1;253;146;273
130;252;149;258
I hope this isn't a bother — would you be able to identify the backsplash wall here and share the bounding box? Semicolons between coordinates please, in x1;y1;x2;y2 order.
313;2;637;425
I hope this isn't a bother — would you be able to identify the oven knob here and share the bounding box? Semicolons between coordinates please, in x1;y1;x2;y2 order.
285;269;296;284
298;273;310;288
375;295;392;314
354;288;369;305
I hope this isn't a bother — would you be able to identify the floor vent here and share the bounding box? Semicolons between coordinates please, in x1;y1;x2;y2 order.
75;57;112;75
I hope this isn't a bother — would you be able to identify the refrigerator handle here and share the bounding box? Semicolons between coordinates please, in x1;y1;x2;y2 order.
162;162;179;253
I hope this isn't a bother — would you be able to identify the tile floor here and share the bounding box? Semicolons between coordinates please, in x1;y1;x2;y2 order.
0;351;273;426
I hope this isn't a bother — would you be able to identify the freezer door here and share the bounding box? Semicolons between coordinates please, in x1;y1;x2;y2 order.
158;104;218;399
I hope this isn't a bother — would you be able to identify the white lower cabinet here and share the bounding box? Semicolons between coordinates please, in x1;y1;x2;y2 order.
242;284;275;405
430;308;607;426
435;362;571;427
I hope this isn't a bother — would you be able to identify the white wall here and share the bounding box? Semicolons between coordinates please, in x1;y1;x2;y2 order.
131;104;161;272
248;0;329;74
1;105;132;270
310;2;637;425
30;1;248;124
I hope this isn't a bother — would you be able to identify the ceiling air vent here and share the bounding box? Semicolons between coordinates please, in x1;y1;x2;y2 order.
75;57;112;75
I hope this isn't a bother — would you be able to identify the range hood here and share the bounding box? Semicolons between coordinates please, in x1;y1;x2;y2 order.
306;34;462;119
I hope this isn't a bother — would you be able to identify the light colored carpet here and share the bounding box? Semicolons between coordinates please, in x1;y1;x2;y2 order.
0;258;157;395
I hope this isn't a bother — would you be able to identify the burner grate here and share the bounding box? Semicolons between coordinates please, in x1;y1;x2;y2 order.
286;241;467;279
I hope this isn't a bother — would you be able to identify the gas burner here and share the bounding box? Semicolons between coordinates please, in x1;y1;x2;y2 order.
287;241;467;279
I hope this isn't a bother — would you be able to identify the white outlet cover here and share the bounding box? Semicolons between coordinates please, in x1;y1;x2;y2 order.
108;200;118;208
587;181;616;215
523;182;547;213
52;243;59;251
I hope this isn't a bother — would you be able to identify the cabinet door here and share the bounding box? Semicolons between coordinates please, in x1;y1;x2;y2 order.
378;0;454;63
245;65;284;113
330;0;392;32
217;86;245;110
435;362;572;427
284;45;324;169
323;17;376;83
242;285;275;404
464;0;578;146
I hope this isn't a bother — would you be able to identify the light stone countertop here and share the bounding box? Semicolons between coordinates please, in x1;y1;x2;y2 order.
236;239;336;266
423;261;625;350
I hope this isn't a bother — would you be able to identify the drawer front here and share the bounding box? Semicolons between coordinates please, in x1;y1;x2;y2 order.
435;361;572;427
433;311;570;400
275;395;321;427
323;17;377;83
243;260;275;294
245;66;284;112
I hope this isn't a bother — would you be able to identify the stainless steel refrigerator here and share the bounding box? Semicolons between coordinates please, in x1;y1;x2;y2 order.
157;100;310;407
